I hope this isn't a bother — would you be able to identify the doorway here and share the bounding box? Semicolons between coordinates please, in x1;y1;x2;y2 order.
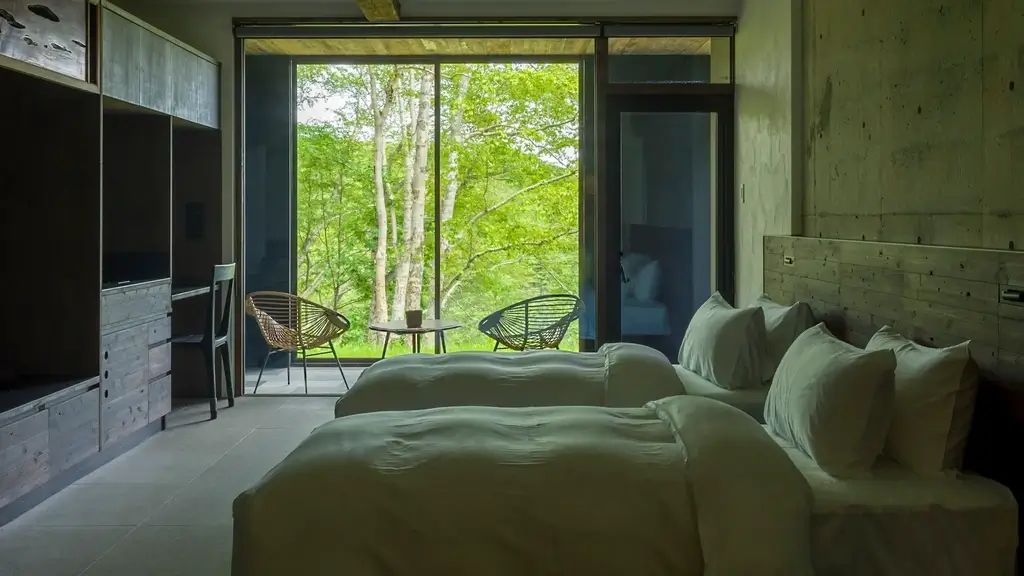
598;93;735;358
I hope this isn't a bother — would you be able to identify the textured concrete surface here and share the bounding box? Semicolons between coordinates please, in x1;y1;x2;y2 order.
803;0;1023;250
734;0;803;305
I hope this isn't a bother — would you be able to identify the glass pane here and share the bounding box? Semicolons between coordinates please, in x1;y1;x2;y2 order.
618;112;716;358
439;63;582;352
244;54;302;394
608;37;731;84
294;63;435;361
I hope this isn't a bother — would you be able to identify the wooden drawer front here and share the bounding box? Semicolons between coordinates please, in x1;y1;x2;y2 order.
101;281;171;329
148;317;172;346
149;375;172;422
0;412;50;507
102;324;149;400
48;390;100;475
103;385;149;445
149;344;171;379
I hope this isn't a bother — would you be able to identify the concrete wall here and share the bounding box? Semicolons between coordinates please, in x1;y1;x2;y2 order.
803;0;1023;250
733;0;803;306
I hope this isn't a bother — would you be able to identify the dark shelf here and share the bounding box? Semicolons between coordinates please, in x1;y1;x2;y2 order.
0;376;100;422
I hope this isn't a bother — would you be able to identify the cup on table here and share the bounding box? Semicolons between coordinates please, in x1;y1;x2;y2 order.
406;309;423;328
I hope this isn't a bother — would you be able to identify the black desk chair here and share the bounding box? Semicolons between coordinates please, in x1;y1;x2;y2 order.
172;263;236;419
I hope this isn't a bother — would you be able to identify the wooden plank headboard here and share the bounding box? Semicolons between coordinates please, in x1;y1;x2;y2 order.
763;235;1024;565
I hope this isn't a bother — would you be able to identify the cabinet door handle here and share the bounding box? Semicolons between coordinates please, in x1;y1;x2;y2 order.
1002;289;1024;303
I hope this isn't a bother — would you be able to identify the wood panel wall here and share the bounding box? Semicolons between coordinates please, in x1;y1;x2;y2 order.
763;235;1024;387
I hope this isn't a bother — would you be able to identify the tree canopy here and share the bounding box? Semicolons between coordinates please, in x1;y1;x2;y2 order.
296;62;581;356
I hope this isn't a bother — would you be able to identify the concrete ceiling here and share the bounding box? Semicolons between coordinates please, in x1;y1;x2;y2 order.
131;0;741;18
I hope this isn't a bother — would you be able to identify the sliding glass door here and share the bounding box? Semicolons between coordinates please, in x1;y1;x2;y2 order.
292;60;582;361
600;94;734;357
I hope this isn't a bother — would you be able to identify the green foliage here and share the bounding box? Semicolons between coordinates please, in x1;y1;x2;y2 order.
296;63;581;355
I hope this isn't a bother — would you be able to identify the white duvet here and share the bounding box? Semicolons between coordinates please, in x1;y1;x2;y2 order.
233;396;812;576
335;342;684;417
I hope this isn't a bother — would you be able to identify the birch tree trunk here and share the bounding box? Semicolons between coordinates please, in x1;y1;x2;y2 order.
368;69;399;342
405;68;433;314
390;68;420;321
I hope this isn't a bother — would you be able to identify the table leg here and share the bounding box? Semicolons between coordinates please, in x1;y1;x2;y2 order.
381;332;390;359
440;331;447;353
414;333;421;354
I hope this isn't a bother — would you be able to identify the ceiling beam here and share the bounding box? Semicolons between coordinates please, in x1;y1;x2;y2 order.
355;0;401;22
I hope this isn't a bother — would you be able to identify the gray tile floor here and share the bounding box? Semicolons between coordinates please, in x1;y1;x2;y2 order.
244;366;364;396
0;396;337;576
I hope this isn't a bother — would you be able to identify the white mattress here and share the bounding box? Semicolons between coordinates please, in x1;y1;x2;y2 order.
673;365;768;422
621;299;671;336
768;428;1018;576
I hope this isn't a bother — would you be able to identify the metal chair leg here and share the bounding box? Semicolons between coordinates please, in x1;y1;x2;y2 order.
253;350;271;394
301;349;308;395
329;341;349;390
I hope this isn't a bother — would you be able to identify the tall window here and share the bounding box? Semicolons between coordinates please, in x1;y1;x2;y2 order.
294;62;581;357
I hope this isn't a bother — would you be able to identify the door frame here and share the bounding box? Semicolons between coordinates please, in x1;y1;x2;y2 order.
597;92;735;348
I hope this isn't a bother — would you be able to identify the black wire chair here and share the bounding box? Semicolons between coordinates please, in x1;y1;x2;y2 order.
478;294;584;351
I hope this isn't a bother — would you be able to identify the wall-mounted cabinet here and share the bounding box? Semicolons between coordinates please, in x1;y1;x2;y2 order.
101;5;219;128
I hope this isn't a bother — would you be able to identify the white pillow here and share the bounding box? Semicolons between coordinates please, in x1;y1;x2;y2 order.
678;292;767;391
754;295;816;383
632;260;661;302
865;326;978;475
620;253;651;299
765;323;896;478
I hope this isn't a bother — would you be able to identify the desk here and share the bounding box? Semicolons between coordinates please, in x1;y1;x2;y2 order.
171;285;211;301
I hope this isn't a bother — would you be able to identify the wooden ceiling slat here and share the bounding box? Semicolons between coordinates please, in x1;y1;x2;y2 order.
354;0;400;22
244;37;710;57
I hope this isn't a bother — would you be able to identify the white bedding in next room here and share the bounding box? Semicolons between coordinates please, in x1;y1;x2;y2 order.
768;428;1018;576
673;365;768;422
621;298;672;336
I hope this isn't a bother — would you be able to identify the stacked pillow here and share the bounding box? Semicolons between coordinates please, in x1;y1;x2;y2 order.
763;323;979;478
754;295;815;382
678;293;767;390
866;326;978;475
677;293;815;390
764;324;897;478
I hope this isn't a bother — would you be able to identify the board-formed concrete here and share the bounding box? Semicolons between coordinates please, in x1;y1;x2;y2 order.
803;0;1023;251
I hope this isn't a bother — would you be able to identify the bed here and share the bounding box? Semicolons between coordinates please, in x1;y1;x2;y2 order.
334;341;685;418
233;236;1024;575
674;365;769;422
232;396;813;576
769;428;1018;575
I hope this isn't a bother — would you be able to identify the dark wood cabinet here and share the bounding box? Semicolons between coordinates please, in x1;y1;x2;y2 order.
48;390;101;475
100;280;173;447
0;412;50;508
100;6;219;128
0;1;219;522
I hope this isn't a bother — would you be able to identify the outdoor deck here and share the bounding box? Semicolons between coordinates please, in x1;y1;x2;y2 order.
244;366;364;396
